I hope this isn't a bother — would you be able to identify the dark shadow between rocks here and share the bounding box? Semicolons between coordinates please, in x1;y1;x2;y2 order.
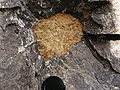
84;33;120;73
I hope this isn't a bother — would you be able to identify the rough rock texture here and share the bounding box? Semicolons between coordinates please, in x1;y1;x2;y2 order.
26;0;77;19
0;0;23;8
0;0;120;90
36;39;120;90
80;0;120;34
87;36;120;73
0;1;38;90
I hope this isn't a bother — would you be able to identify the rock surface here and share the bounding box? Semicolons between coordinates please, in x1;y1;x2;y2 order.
0;0;22;9
82;0;120;34
88;37;120;73
0;0;120;90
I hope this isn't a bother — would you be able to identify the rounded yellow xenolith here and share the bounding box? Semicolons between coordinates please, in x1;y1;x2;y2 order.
32;13;83;61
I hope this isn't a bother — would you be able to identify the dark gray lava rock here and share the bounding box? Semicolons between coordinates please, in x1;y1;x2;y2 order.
83;1;116;34
26;0;77;19
36;39;120;90
0;3;38;90
0;0;120;90
0;0;23;9
88;37;120;73
83;0;120;34
85;4;116;34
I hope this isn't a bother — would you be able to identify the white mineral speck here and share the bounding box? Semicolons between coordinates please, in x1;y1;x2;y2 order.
18;46;25;53
110;40;120;58
113;86;120;90
38;55;42;60
0;3;1;8
45;61;50;66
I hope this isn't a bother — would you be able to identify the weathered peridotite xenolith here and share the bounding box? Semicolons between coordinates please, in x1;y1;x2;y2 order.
32;13;83;61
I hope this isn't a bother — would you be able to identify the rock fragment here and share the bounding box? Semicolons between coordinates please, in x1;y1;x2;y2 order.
32;13;83;61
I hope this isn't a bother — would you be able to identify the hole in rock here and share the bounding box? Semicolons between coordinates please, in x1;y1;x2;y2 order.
41;76;65;90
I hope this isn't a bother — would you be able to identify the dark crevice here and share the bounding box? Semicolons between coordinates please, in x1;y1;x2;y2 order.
90;17;104;29
84;33;120;74
5;23;20;34
85;33;120;40
0;6;21;11
94;75;106;90
85;1;111;11
35;61;46;78
94;75;100;83
35;71;40;77
94;75;104;89
0;25;5;32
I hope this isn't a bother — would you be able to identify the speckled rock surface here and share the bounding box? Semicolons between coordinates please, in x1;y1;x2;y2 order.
0;0;120;90
36;39;120;90
0;0;23;9
88;37;120;73
81;0;120;34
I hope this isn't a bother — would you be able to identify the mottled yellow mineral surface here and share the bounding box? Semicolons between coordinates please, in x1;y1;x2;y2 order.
33;13;83;61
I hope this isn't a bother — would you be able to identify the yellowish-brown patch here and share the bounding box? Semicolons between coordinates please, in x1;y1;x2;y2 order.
33;13;83;61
